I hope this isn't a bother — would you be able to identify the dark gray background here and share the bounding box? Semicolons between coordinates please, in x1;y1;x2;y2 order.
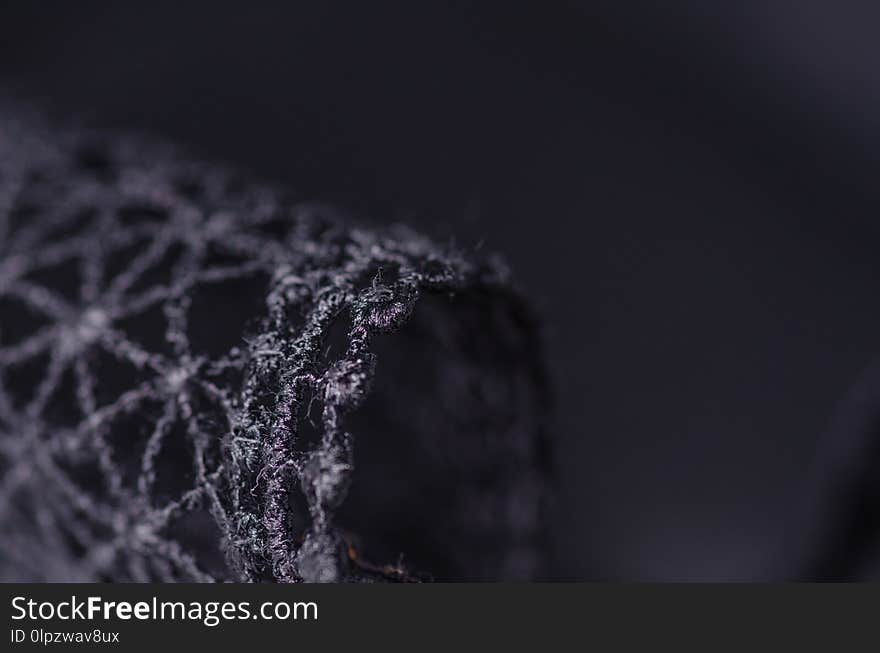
3;1;880;579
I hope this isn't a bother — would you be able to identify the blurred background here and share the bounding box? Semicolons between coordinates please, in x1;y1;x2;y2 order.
2;0;880;580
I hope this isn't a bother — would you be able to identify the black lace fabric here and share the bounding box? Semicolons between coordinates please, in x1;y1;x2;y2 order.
0;110;551;582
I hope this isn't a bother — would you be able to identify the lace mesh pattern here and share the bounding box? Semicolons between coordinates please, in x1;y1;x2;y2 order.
0;110;550;582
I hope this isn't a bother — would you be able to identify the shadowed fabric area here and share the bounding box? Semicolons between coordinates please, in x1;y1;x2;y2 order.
0;108;551;582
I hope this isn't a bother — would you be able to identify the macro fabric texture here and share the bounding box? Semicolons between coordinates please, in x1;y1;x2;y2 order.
0;108;551;582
